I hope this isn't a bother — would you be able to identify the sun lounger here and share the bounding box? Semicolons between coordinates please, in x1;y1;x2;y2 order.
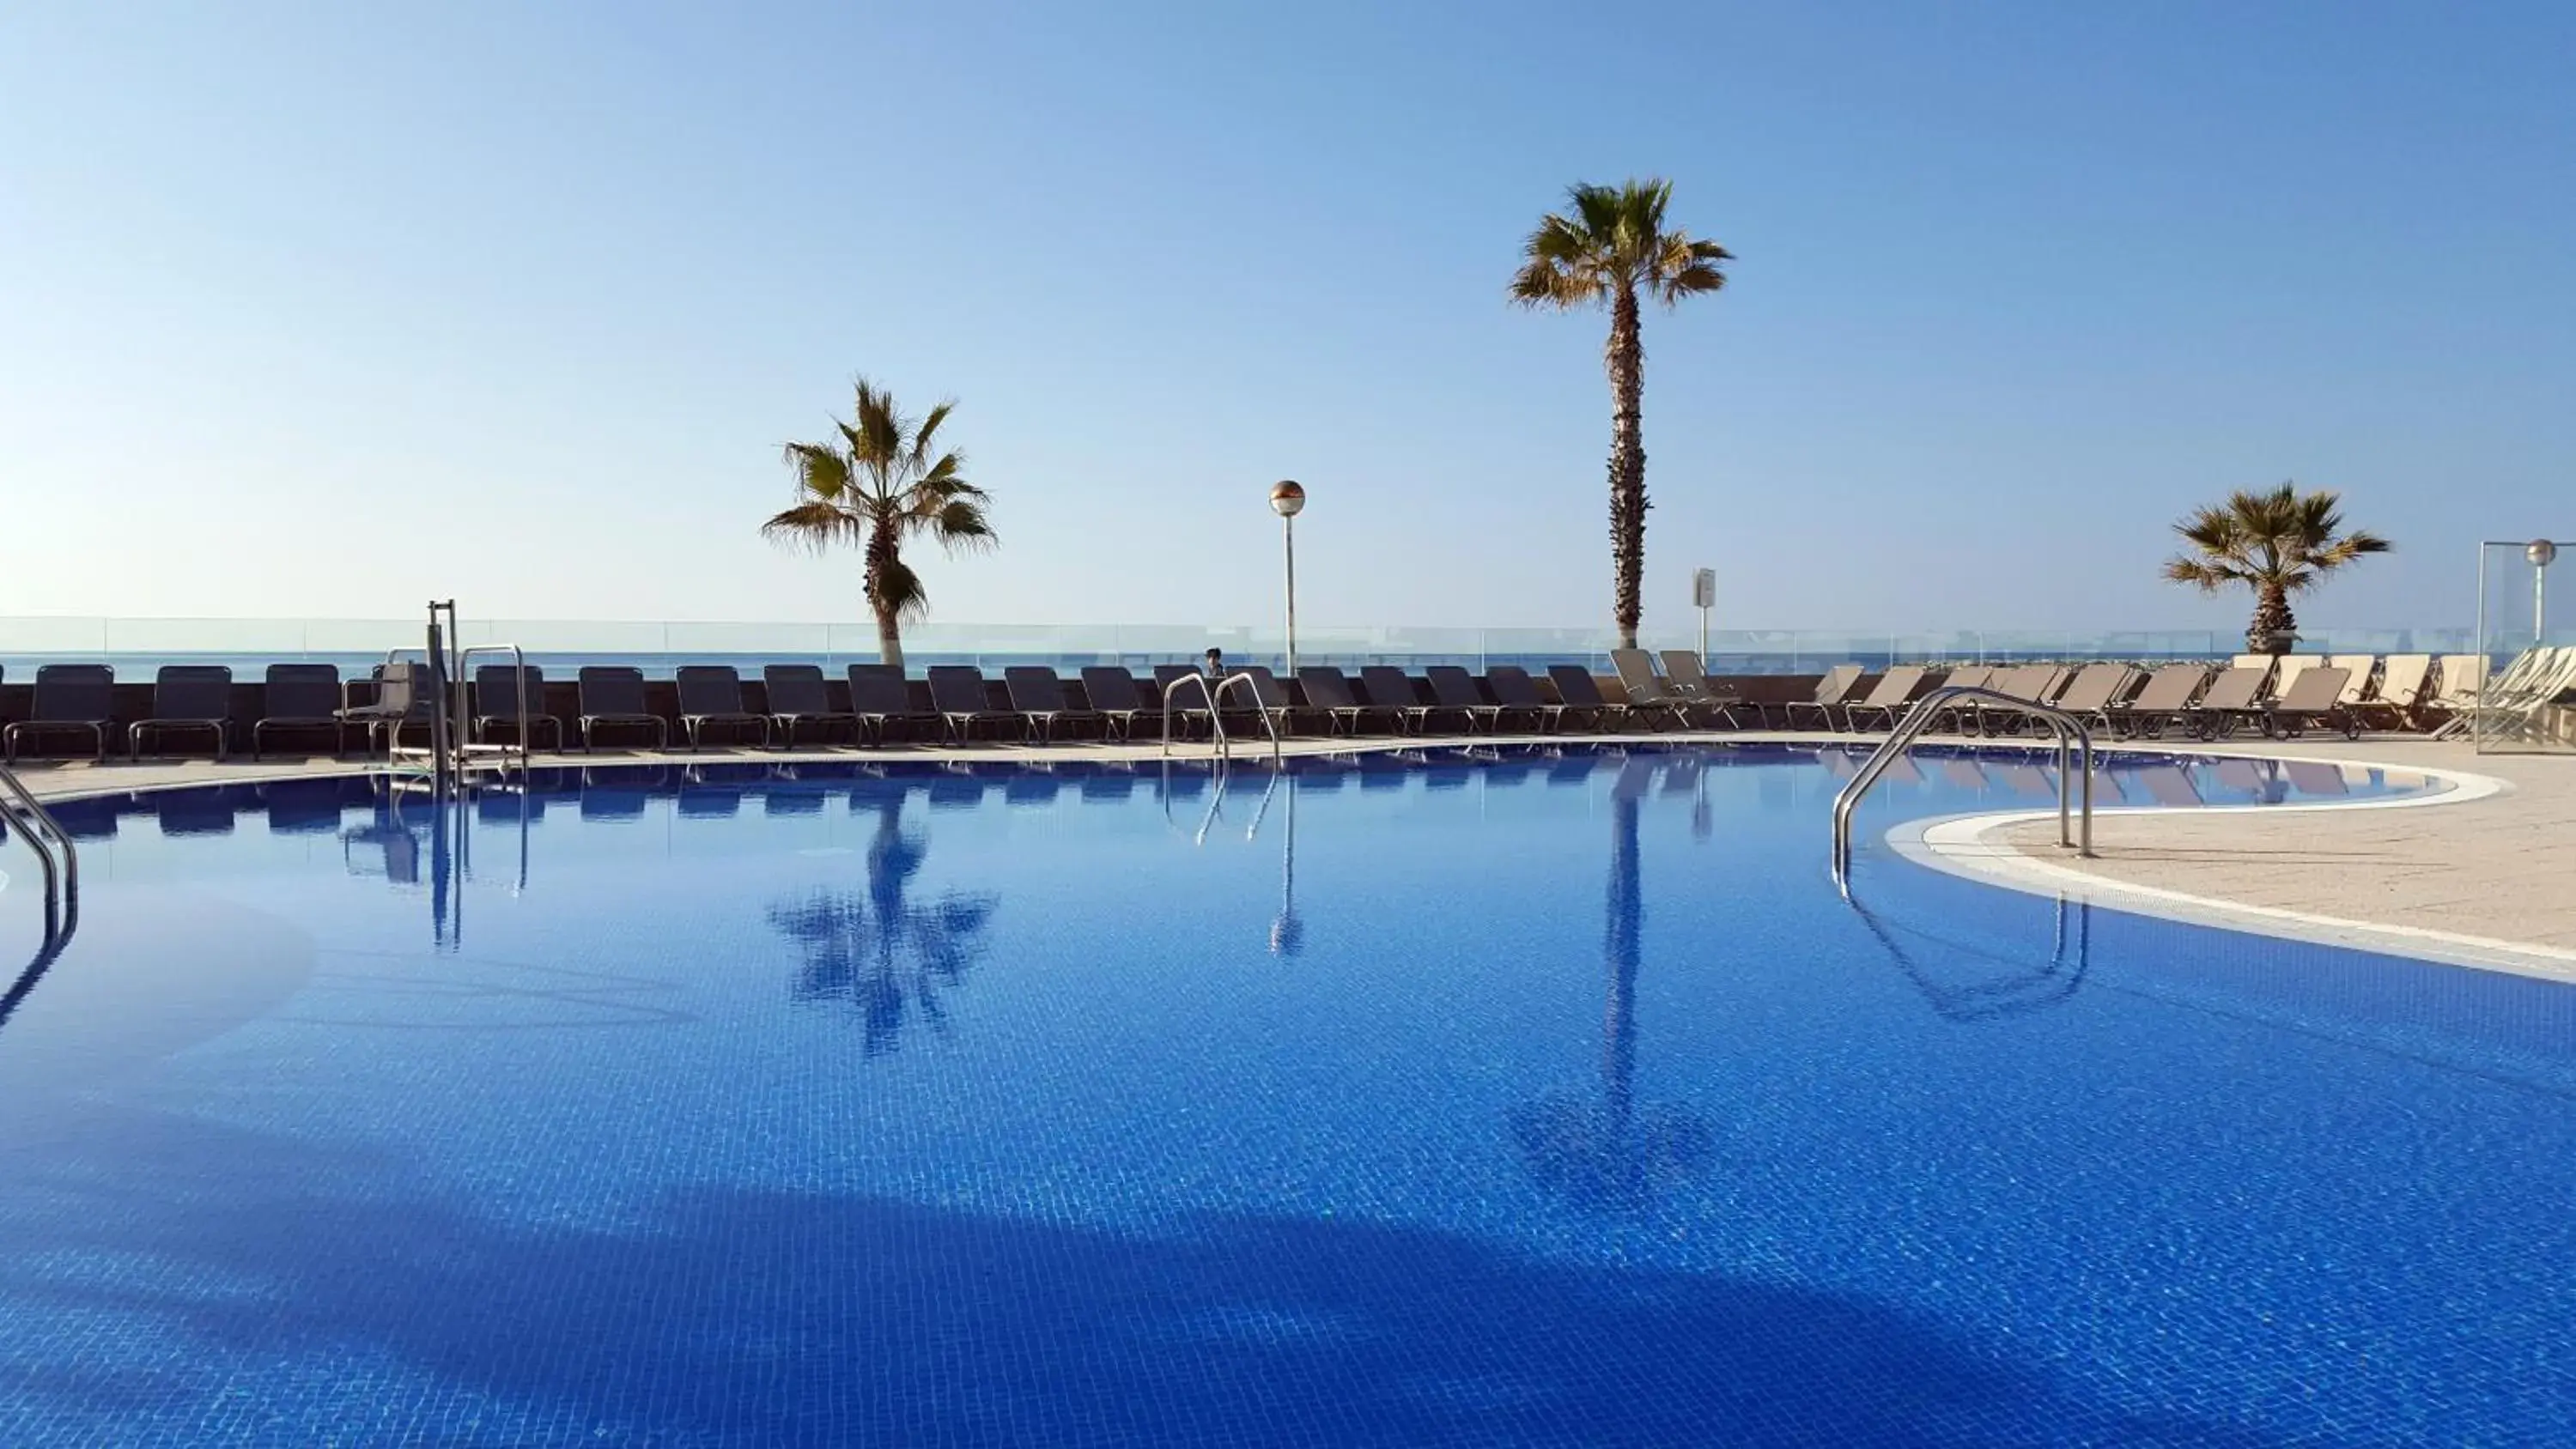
1424;665;1494;733
474;664;564;750
2356;653;2432;732
2421;655;2486;737
2110;664;2210;739
927;666;1017;743
1483;665;1558;733
1656;651;1747;728
128;664;234;760
2267;655;2323;703
1224;666;1296;737
1358;667;1436;734
762;664;859;748
1005;667;1104;742
576;666;669;751
1920;664;1993;732
1607;651;1692;732
1965;664;2063;737
672;666;769;749
2183;666;2269;740
3;664;115;763
1078;667;1151;742
848;665;940;745
1289;666;1368;735
332;661;435;755
1838;664;1931;733
2048;663;2142;734
1545;665;1626;732
2262;665;2355;738
1780;664;1865;731
252;664;344;760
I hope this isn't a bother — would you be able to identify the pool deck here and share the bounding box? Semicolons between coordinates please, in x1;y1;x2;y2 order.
9;731;2569;979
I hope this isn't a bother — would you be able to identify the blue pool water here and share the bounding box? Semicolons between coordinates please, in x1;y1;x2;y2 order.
0;746;2567;1446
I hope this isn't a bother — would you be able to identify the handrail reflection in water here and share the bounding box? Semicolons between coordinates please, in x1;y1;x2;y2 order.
1843;889;2093;1022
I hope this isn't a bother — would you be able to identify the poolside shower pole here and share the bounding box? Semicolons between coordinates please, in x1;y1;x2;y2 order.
1271;481;1306;676
2530;540;2557;645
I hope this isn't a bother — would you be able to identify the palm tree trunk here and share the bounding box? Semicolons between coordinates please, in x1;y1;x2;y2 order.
1604;286;1648;650
864;519;906;670
2249;584;2297;655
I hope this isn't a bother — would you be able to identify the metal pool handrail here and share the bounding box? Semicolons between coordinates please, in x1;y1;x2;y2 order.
1832;684;2093;882
1160;672;1284;767
0;759;78;907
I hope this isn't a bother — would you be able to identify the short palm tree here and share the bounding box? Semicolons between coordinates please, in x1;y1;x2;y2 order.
2162;483;2391;653
763;379;995;671
1511;179;1731;649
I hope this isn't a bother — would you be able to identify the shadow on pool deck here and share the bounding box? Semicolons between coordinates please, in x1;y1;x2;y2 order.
0;1109;2359;1448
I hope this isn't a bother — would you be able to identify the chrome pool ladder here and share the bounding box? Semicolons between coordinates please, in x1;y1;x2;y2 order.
0;758;80;971
1831;684;2094;883
1160;672;1284;767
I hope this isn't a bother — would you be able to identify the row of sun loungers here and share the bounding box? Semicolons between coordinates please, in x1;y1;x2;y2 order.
0;652;2519;761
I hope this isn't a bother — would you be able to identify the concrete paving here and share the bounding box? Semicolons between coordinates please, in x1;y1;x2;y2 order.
9;731;2568;976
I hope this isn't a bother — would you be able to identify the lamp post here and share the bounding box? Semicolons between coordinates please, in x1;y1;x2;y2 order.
1270;480;1306;676
2531;540;2558;645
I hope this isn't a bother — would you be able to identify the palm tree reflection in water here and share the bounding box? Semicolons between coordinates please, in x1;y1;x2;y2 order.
1512;757;1715;1212
768;787;998;1055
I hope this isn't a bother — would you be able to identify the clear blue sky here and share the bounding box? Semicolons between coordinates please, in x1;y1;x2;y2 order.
3;1;2569;640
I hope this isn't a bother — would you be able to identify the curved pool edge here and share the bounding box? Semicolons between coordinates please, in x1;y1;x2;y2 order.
1880;755;2576;981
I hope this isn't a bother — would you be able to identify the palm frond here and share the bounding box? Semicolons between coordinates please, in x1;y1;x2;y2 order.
928;500;996;549
876;554;930;622
781;441;853;501
762;500;861;551
2161;557;2243;592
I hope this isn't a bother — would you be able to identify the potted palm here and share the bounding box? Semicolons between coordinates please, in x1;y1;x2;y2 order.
2161;483;2391;655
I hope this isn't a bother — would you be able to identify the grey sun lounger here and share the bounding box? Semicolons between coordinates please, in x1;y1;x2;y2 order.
2183;666;2269;740
1780;664;1865;731
2109;664;2210;738
4;664;116;763
1607;651;1692;732
1294;666;1380;736
474;664;564;749
675;666;770;749
1837;664;1930;733
1078;667;1151;742
1222;666;1296;737
848;665;941;744
2048;663;2142;734
1546;665;1625;732
576;666;670;751
1921;664;1994;732
336;661;439;754
2261;665;2357;739
1657;651;1747;728
762;664;859;748
129;664;234;760
1359;667;1436;734
1005;667;1106;742
1967;664;2065;736
1424;665;1494;734
2355;653;2432;732
1482;665;1558;733
254;663;345;759
927;666;1018;743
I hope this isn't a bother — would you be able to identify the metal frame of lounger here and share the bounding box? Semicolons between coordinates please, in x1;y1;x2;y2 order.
2464;646;2576;745
1780;664;1864;731
575;666;670;752
1546;665;1626;733
3;664;114;763
1838;665;1930;733
1481;665;1558;733
254;664;345;760
1293;666;1377;736
1005;667;1106;742
129;664;234;761
1607;652;1692;732
473;664;566;751
674;666;771;750
927;666;1018;743
847;665;940;745
1077;667;1150;743
761;664;859;748
1656;650;1747;729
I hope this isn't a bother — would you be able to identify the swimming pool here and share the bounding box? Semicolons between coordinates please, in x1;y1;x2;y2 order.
1;745;2567;1446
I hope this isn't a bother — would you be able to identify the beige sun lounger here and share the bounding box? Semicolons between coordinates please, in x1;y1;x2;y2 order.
2358;654;2432;731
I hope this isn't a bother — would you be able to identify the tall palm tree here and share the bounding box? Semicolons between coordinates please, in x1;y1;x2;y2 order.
767;787;998;1056
2162;482;2391;653
1511;179;1731;650
763;379;996;671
